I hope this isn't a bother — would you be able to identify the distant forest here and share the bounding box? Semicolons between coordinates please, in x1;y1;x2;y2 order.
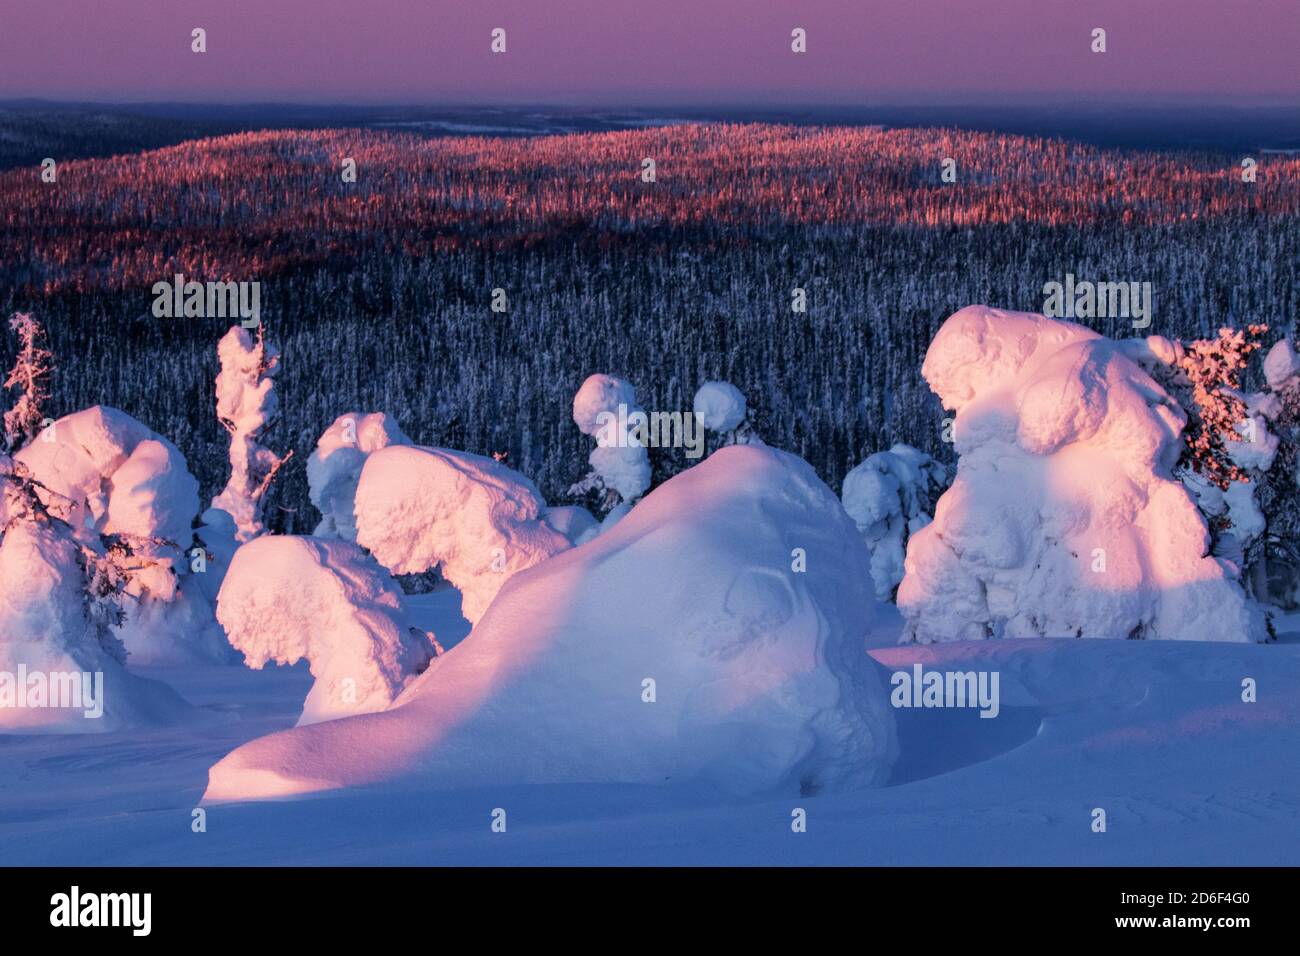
1;120;1297;530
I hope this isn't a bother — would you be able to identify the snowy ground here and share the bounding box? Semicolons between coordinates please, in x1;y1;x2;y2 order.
2;598;1296;866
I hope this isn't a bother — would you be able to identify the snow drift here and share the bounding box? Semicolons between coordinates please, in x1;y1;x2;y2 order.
354;445;570;625
217;536;434;725
204;445;897;802
898;306;1263;643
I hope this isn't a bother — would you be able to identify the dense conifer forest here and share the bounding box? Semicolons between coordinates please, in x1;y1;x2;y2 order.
1;122;1296;529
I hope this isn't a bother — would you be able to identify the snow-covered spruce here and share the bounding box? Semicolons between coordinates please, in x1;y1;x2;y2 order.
14;406;196;547
0;459;190;731
204;445;897;802
207;326;290;544
1251;338;1300;603
307;412;411;541
693;380;762;448
568;373;651;513
354;445;570;625
1120;329;1282;596
13;406;229;663
216;536;434;726
898;306;1264;643
3;311;53;452
842;444;946;602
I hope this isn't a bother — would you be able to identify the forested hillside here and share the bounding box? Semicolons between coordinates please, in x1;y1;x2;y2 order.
2;123;1296;529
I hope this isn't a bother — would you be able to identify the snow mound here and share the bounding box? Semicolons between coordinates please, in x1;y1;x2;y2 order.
898;306;1263;643
842;444;946;601
541;505;599;544
354;445;570;625
217;536;434;726
307;412;411;541
204;445;897;802
14;406;198;546
693;381;746;432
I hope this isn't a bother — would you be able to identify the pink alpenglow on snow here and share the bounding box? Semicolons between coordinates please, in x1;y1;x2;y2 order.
14;405;198;548
208;326;287;544
203;445;897;802
353;444;570;625
306;412;412;542
216;536;434;726
898;306;1264;644
13;405;229;664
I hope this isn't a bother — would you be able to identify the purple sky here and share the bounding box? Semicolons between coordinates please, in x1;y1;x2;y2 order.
3;0;1296;104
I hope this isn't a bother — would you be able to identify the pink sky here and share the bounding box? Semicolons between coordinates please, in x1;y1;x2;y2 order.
2;0;1296;104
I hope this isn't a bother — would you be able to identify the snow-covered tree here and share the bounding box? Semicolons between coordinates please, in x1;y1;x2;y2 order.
1145;325;1268;491
208;325;292;543
0;454;127;668
217;535;435;725
306;412;411;541
693;380;762;449
354;444;570;625
899;307;1263;644
0;458;193;730
842;443;946;601
568;373;651;514
3;311;53;452
13;405;229;663
1187;336;1300;608
1129;326;1300;608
